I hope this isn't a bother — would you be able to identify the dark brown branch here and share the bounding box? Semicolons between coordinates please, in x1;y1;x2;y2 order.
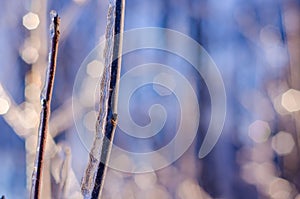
81;0;125;198
1;195;5;199
91;0;125;198
30;11;60;199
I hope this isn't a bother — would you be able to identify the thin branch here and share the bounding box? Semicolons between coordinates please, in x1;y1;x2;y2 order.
81;0;125;198
30;11;60;199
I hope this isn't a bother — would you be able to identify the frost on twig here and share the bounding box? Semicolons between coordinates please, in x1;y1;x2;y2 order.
30;11;60;199
50;144;82;199
81;0;125;198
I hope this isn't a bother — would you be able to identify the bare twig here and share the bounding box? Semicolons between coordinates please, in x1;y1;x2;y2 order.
81;0;125;198
30;11;60;199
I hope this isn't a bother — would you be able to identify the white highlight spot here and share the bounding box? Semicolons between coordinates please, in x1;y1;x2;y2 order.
268;178;292;199
248;120;271;143
22;12;40;30
271;131;295;155
86;60;103;78
21;46;39;64
281;89;300;112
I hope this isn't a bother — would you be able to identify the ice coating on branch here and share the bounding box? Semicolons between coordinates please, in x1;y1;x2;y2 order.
50;10;58;19
81;1;117;198
31;10;60;199
49;10;60;37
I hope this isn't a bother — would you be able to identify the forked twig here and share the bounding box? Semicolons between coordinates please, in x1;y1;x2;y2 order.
81;0;125;198
30;11;60;199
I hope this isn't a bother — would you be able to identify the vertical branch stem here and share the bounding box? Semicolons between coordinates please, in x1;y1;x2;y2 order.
92;0;125;198
30;11;60;199
81;0;125;198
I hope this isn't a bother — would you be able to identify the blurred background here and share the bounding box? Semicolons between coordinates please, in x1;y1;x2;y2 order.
1;0;300;198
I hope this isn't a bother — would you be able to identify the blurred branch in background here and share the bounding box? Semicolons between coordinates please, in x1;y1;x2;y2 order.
280;0;300;191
